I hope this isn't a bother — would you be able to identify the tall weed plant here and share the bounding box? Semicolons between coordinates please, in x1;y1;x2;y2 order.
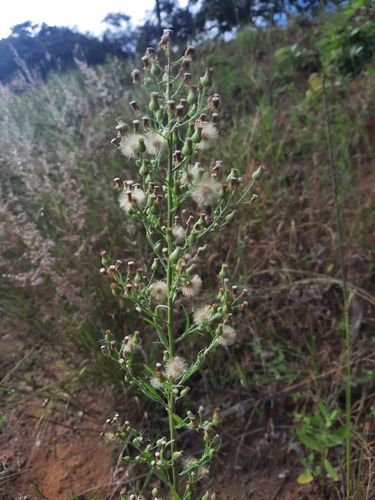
99;30;262;499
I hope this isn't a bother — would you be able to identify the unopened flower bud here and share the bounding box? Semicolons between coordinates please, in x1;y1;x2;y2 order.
225;210;238;223
100;250;111;267
252;165;266;181
201;67;213;88
181;386;190;398
149;92;160;112
191;123;203;144
219;264;228;279
172;450;184;460
151;62;161;75
187;85;198;105
181;137;194;156
135;137;145;154
212;407;222;426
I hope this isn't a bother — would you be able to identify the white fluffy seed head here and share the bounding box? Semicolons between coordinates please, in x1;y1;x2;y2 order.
119;134;143;159
191;175;221;206
197;122;219;150
193;305;212;324
165;356;188;379
150;281;168;302
144;132;167;155
218;324;237;346
182;274;202;298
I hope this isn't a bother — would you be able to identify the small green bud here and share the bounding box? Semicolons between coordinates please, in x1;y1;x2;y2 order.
212;407;222;427
172;130;180;144
181;386;190;398
252;165;266;181
187;85;198;105
219;264;228;279
139;159;149;176
215;324;223;337
210;304;218;315
151;258;159;271
151;62;160;75
124;372;132;383
181;137;194;156
201;492;210;500
187;121;195;137
225;210;238;223
104;330;113;341
137;137;146;154
154;241;162;253
149;92;160;112
191;124;202;144
169;246;182;264
201;67;213;88
152;487;160;497
172;450;184;461
227;168;238;183
156;106;165;121
165;227;175;244
121;456;131;465
100;250;111;267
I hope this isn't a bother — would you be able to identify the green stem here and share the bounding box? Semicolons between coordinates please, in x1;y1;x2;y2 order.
321;73;351;499
166;46;179;494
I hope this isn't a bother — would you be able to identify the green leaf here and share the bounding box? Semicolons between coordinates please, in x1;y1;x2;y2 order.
168;411;184;426
297;471;314;484
324;459;339;481
138;381;165;406
327;432;345;447
318;401;329;419
296;429;322;452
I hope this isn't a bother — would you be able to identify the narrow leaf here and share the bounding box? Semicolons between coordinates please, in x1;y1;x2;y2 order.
324;459;339;481
296;430;322;452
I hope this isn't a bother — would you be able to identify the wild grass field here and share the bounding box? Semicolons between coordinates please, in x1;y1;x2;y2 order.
1;3;375;499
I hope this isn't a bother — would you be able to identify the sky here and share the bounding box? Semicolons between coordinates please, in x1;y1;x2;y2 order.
0;0;169;40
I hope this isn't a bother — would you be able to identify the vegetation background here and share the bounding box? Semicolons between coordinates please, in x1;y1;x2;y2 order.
1;0;375;498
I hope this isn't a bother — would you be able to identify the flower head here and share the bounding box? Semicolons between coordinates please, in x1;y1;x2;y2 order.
150;280;168;302
197;122;219;150
131;185;146;208
119;134;143;159
172;225;185;243
193;305;212;325
165;356;188;379
145;132;167;155
217;325;237;346
191;175;221;207
150;376;165;389
181;274;202;298
119;186;146;213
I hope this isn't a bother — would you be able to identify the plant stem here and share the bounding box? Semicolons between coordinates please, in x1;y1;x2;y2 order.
166;46;179;494
321;73;351;499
